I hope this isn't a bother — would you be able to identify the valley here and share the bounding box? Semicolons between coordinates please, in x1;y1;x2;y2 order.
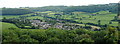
1;11;118;30
1;3;120;43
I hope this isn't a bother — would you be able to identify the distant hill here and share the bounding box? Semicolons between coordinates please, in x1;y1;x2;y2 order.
2;8;33;15
29;6;68;12
29;3;118;13
63;3;118;13
2;3;118;15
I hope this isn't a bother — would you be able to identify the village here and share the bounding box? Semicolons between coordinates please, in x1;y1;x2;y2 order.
30;19;100;30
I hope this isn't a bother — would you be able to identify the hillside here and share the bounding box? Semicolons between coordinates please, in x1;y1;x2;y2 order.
2;3;118;15
2;8;33;15
0;22;18;29
1;3;120;43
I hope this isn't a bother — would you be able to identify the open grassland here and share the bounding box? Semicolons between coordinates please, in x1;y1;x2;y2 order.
59;12;118;26
0;22;43;30
0;22;18;30
1;15;19;19
0;13;34;19
1;11;118;26
26;16;44;19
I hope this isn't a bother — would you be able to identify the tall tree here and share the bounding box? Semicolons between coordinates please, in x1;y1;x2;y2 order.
98;20;101;26
118;2;120;29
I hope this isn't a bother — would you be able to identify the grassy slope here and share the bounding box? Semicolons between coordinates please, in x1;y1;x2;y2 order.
0;22;44;30
26;16;44;19
0;22;18;30
0;15;19;19
1;11;118;27
60;12;118;26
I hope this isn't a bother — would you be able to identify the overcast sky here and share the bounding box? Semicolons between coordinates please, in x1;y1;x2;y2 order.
0;0;119;8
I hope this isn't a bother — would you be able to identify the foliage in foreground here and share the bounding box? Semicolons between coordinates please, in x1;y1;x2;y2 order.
2;27;119;44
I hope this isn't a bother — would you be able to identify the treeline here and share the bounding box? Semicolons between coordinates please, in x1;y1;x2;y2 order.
2;27;119;44
2;17;35;29
2;8;32;15
29;3;118;13
63;3;118;13
2;3;118;15
29;6;68;12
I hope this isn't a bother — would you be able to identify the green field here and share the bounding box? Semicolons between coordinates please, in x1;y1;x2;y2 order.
26;16;44;19
42;11;118;26
59;12;118;26
1;11;118;27
0;22;18;30
1;3;120;43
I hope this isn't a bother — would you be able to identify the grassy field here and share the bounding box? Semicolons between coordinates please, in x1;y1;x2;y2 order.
0;22;45;30
1;11;118;27
0;22;18;30
59;12;118;26
35;11;118;26
26;16;44;19
0;15;20;19
0;13;34;19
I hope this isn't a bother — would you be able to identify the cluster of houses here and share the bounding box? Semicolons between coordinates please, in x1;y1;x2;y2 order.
30;20;83;30
30;20;52;29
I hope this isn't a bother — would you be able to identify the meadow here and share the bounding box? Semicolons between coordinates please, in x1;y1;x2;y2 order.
1;3;120;43
0;22;18;30
1;11;118;27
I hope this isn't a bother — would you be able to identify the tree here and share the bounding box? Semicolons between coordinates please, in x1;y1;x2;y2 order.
118;3;120;29
2;29;20;42
98;20;101;25
44;37;61;42
8;27;16;30
105;27;118;43
74;34;94;43
109;21;112;24
80;18;82;20
75;29;87;35
29;30;47;42
3;17;6;20
19;35;39;42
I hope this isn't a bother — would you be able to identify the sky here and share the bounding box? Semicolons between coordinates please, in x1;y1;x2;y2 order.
0;0;120;8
